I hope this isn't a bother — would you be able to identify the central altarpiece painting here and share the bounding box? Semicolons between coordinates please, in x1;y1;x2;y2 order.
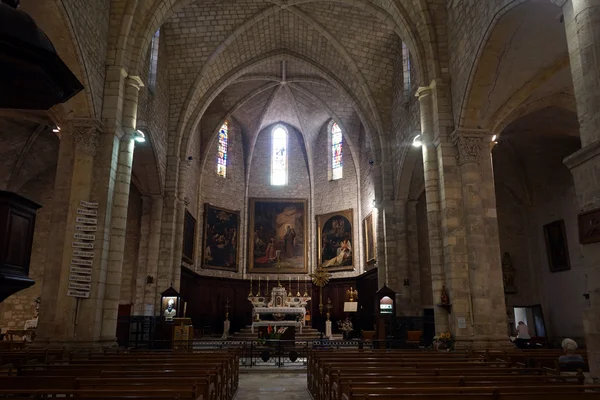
248;198;308;273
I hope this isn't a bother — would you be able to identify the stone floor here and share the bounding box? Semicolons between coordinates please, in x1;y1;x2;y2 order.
235;372;311;400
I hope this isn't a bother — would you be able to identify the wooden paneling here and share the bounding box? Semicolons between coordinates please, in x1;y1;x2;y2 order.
180;267;378;336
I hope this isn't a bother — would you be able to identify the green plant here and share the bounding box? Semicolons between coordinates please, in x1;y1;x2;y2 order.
433;332;455;350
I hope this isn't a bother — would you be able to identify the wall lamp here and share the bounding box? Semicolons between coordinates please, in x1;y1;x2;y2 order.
412;134;423;148
134;129;146;143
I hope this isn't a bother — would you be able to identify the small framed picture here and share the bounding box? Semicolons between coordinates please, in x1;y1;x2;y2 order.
543;219;571;273
578;208;600;245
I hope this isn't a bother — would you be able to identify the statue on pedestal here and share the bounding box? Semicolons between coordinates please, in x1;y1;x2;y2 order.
440;286;450;305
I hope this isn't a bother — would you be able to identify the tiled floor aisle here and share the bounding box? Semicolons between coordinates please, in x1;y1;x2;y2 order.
235;372;311;400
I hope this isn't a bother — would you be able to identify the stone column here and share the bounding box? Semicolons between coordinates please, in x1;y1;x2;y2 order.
100;76;143;341
143;195;163;315
562;0;600;377
416;86;449;334
406;199;422;315
36;119;104;344
394;199;412;316
451;129;508;347
133;196;151;316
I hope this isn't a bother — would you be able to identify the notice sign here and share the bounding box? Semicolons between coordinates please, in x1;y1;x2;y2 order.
74;233;95;241
80;200;98;209
77;208;98;217
76;216;97;225
72;241;94;249
69;275;92;283
457;317;467;329
73;250;94;258
72;258;93;267
69;281;91;291
70;266;92;275
67;290;90;299
68;200;97;300
76;225;97;232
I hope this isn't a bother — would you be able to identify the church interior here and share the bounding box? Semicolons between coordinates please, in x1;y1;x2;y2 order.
1;0;600;397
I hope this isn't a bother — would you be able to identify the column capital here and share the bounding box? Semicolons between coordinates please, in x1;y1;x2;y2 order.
66;118;104;156
125;76;144;91
450;129;493;165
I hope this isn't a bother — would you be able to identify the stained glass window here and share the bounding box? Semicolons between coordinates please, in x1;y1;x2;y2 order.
217;122;228;178
402;42;411;103
148;29;160;94
331;122;343;180
271;126;288;186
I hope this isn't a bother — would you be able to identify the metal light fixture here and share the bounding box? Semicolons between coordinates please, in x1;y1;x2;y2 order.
134;129;146;143
52;126;60;133
412;134;423;148
492;134;497;142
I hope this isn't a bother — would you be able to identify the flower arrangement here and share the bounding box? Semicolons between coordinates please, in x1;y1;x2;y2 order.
337;317;353;333
257;326;288;345
433;332;455;350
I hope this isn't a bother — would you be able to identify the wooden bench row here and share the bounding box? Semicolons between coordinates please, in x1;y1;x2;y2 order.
0;349;239;400
308;349;598;400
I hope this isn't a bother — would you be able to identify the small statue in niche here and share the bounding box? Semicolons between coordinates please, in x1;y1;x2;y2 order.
440;286;450;305
502;252;517;293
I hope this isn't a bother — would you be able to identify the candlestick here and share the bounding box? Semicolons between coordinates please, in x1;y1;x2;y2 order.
258;276;261;297
289;276;291;294
266;276;269;296
304;278;308;297
297;276;301;297
249;275;253;297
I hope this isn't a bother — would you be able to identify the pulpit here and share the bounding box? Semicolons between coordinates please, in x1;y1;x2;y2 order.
0;191;41;303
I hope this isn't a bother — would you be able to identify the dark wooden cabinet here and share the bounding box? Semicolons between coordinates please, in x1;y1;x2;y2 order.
0;191;41;303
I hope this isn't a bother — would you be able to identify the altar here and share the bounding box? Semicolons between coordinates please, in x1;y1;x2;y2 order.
248;285;311;336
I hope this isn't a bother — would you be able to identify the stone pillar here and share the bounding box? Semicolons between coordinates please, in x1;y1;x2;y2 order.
416;86;449;334
562;0;600;377
36;119;105;344
100;76;143;341
171;159;190;291
406;199;422;315
144;195;163;313
133;196;151;316
394;199;412;316
451;129;508;346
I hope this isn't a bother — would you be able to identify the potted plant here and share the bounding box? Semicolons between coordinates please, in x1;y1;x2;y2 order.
433;332;455;351
337;317;353;339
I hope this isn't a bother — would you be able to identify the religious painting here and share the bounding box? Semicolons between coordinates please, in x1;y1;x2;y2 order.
543;219;571;273
363;212;376;265
317;209;354;272
578;208;600;245
248;198;308;273
201;204;240;272
182;210;196;264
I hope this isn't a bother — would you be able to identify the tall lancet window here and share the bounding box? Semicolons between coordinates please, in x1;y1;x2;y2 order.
217;121;228;178
331;122;343;180
148;29;160;94
271;125;288;186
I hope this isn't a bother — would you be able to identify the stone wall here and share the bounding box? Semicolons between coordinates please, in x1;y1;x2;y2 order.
0;169;56;331
120;184;143;306
136;28;170;189
359;125;377;272
195;120;246;277
416;191;433;308
62;0;111;118
313;122;360;277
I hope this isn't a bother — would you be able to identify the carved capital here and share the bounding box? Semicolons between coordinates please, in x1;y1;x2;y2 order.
67;119;104;156
451;129;491;165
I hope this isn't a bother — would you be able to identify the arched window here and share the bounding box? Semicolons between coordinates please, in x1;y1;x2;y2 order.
402;42;411;104
331;122;343;180
148;29;160;94
217;122;228;178
271;125;288;186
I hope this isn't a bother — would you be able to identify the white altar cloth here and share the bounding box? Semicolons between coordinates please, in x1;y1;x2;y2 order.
251;320;303;333
253;306;305;315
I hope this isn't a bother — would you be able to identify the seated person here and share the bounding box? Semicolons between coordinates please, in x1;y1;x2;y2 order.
559;338;585;364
